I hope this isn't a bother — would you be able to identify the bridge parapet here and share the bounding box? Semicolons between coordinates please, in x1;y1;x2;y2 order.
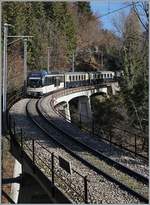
53;84;109;105
52;83;119;122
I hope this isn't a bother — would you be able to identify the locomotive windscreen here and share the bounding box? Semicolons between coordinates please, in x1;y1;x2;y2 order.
27;78;42;88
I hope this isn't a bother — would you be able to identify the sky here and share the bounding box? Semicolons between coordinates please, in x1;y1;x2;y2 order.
90;0;131;32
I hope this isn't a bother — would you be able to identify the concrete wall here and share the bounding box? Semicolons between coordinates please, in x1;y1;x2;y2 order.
78;96;92;123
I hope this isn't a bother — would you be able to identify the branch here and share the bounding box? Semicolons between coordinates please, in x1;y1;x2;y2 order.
132;2;149;32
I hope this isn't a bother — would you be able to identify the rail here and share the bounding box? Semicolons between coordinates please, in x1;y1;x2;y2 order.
38;96;148;203
51;85;148;160
8;115;90;203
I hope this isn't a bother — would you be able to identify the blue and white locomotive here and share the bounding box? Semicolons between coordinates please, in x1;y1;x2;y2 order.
27;70;121;97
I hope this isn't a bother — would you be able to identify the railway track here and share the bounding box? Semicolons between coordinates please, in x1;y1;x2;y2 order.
26;98;148;203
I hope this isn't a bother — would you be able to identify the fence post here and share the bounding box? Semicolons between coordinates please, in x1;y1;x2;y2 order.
20;129;24;186
13;120;16;136
20;129;23;151
32;139;35;163
92;119;94;135
8;114;11;135
109;129;112;142
32;139;35;172
84;176;88;203
109;129;112;152
9;114;11;127
6;110;8;129
79;113;82;128
51;153;55;197
135;134;137;156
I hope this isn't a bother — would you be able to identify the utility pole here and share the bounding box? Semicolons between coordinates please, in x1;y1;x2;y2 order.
47;47;50;73
2;30;33;134
23;38;27;91
8;35;33;94
3;24;8;114
2;24;9;134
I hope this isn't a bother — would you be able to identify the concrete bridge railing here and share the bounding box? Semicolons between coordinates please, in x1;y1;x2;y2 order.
52;82;119;122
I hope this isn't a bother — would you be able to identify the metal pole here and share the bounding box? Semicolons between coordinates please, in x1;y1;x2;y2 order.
20;129;24;187
84;176;88;203
32;139;35;173
51;153;55;197
47;47;50;73
8;114;11;131
23;38;27;93
92;119;94;135
13;120;16;136
135;134;137;156
79;113;82;128
32;139;35;164
2;24;8;134
20;128;23;150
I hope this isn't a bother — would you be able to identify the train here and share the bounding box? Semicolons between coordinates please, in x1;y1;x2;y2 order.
27;70;123;97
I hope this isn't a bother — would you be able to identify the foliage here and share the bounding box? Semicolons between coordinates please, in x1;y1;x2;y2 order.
91;95;125;129
2;2;148;133
120;9;148;132
76;2;92;16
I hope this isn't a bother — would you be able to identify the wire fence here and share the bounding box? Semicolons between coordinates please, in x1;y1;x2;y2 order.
9;116;90;203
51;86;148;160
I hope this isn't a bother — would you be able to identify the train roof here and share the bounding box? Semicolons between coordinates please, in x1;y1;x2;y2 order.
28;70;47;77
65;72;87;75
28;70;115;78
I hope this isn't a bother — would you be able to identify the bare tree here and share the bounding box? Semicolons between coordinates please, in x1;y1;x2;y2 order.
132;1;149;33
111;11;127;37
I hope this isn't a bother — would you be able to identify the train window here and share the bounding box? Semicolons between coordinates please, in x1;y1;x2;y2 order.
45;77;49;85
51;77;53;84
49;77;52;84
101;74;103;78
69;76;71;81
110;73;112;78
60;76;64;82
73;76;75;81
45;77;52;85
29;79;42;87
45;77;48;85
107;74;109;78
104;74;106;78
79;75;80;80
76;76;78;81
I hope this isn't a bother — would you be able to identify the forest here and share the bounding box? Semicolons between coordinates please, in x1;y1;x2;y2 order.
2;1;148;134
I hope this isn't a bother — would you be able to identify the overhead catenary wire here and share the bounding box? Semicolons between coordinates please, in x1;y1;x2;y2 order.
95;1;140;19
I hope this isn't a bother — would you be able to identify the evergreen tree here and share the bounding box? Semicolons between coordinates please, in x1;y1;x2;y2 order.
121;9;148;131
76;2;92;16
122;9;142;89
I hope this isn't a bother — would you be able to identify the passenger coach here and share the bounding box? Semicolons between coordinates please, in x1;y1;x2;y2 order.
27;70;120;97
